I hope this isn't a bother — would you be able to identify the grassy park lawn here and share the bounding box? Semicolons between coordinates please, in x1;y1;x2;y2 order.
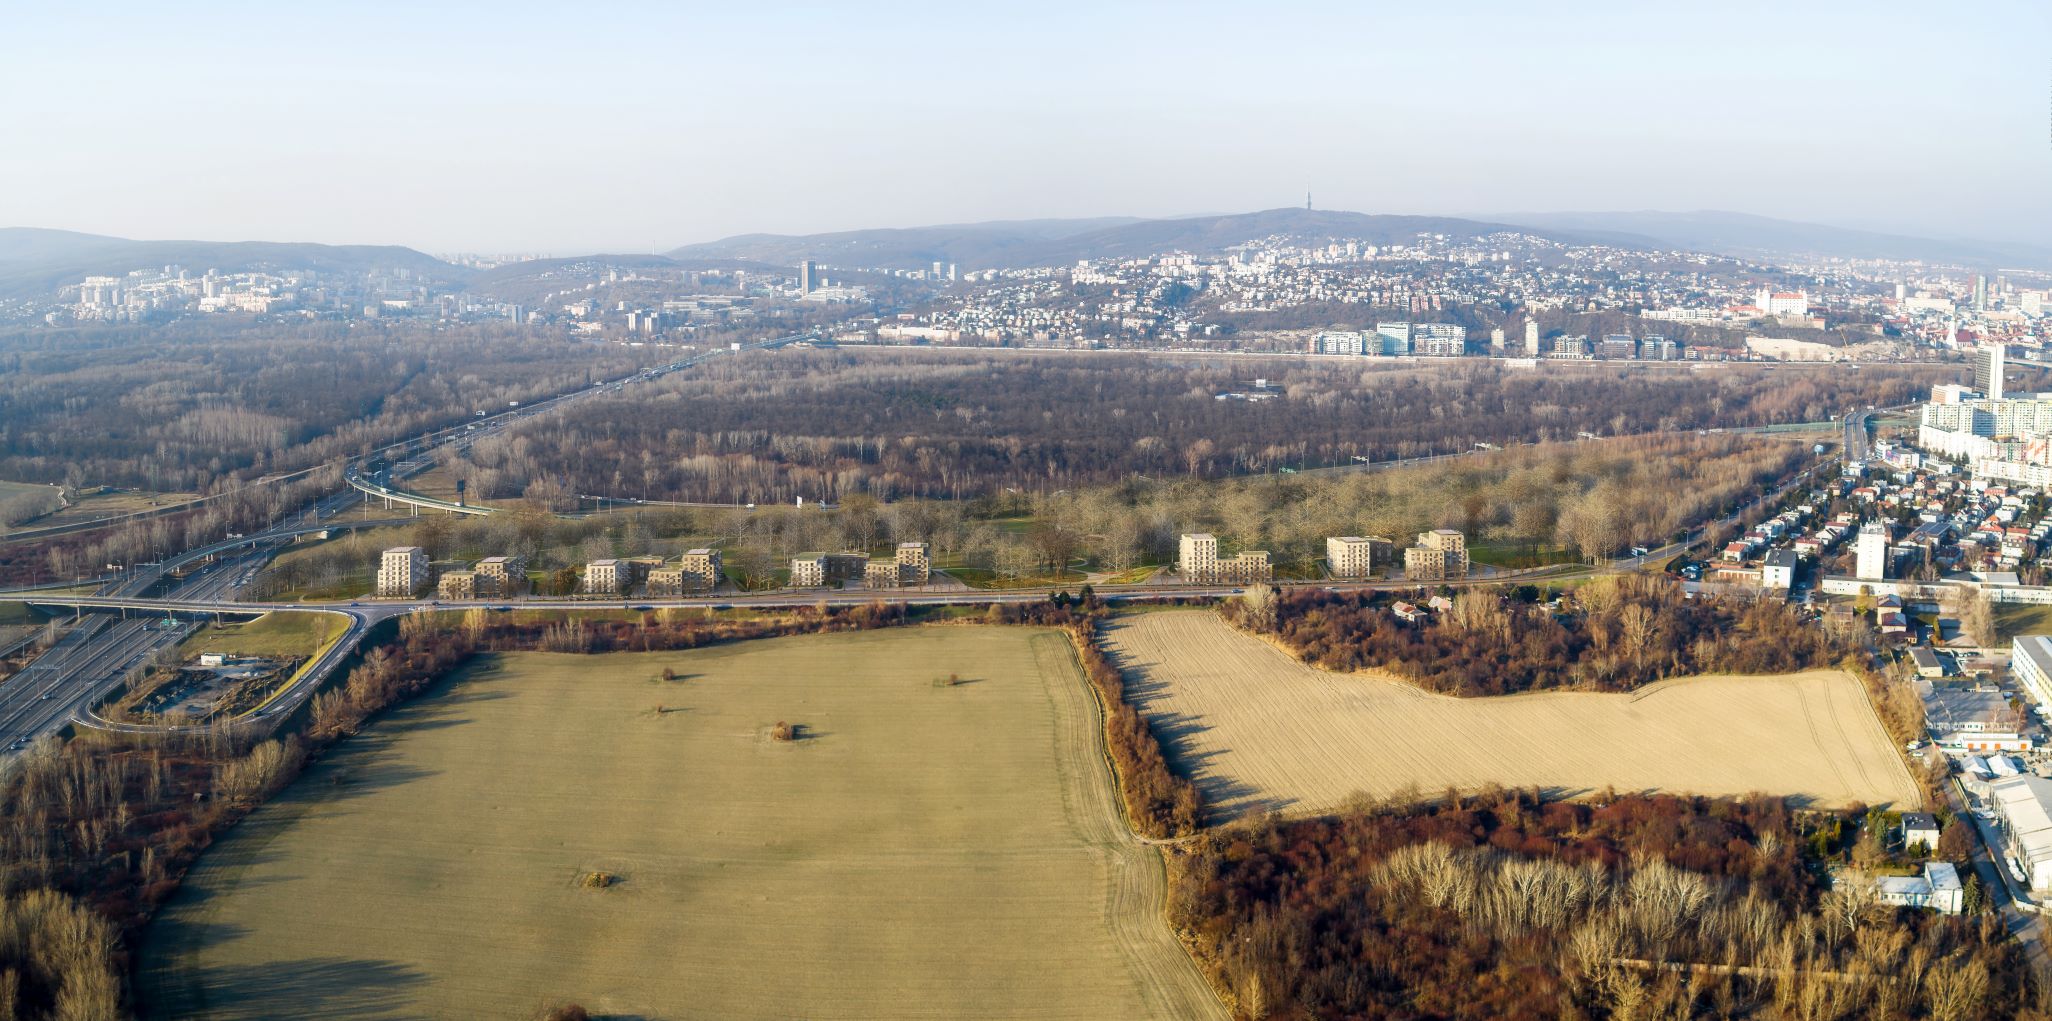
174;612;347;662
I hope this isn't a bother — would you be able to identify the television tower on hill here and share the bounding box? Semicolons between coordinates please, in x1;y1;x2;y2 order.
1305;190;1312;211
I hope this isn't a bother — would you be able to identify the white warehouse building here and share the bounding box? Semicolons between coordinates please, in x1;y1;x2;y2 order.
2015;635;2052;713
1990;774;2052;894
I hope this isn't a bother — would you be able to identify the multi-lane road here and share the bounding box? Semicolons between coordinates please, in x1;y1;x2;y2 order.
0;545;274;751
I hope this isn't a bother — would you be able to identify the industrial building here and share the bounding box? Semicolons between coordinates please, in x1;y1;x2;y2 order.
1990;774;2052;894
1922;684;2033;753
2013;635;2052;711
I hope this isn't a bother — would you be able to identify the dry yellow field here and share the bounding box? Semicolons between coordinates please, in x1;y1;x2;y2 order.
1104;611;1920;819
140;628;1223;1020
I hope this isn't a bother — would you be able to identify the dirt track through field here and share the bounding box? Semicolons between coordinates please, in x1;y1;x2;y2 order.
1103;612;1920;820
139;628;1223;1020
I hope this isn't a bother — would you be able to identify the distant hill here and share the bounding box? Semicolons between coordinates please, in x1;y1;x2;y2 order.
1494;210;2052;269
0;227;465;298
667;208;1636;270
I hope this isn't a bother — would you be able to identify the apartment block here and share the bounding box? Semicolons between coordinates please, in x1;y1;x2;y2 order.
644;564;688;596
789;553;828;588
474;555;529;596
650;549;723;595
1218;550;1272;583
375;546;429;598
680;548;723;589
583;559;624;595
1327;535;1393;579
437;570;478;600
1179;533;1219;581
863;559;902;589
1403;529;1469;581
1856;521;1890;581
896;541;931;585
1179;533;1271;583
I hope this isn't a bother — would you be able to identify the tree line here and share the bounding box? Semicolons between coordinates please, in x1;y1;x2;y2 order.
1227;574;1852;696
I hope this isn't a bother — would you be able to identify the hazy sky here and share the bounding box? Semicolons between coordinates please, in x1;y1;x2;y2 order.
4;1;2048;253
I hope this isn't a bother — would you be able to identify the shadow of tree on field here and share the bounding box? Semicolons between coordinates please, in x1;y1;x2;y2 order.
140;955;429;1020
1096;619;1291;822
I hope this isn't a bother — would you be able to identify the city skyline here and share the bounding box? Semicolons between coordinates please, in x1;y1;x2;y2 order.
4;1;2049;253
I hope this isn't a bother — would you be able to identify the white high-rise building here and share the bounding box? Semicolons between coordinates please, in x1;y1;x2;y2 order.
1326;536;1387;579
1855;522;1890;582
1524;320;1540;356
1977;344;2006;400
376;546;430;597
1179;533;1219;581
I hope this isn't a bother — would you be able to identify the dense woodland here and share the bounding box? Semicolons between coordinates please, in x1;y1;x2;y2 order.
0;323;653;492
444;348;1940;504
1171;788;2030;1020
1232;575;1856;696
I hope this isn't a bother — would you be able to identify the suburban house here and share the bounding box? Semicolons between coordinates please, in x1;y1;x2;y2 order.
1871;862;1964;914
1900;811;1941;854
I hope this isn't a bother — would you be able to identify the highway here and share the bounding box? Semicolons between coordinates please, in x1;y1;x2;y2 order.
1843;408;1873;463
0;546;272;751
346;332;812;517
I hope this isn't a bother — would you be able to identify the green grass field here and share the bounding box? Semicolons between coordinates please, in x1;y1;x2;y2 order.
175;612;346;661
140;628;1221;1020
1468;540;1582;570
1996;603;2052;643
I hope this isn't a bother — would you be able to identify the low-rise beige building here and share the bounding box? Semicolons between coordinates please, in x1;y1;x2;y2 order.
437;570;478;600
791;551;871;589
376;546;429;598
863;559;902;589
1403;529;1469;581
